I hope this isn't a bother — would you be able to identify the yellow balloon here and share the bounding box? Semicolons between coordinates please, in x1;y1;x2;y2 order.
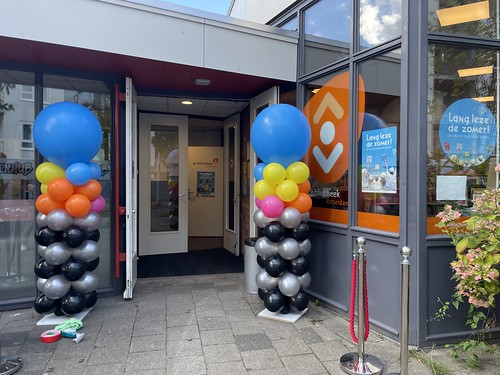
276;180;299;202
40;184;48;194
263;163;286;186
254;180;276;200
286;162;310;184
35;162;65;185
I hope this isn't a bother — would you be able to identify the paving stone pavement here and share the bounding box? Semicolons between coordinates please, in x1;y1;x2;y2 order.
0;273;499;374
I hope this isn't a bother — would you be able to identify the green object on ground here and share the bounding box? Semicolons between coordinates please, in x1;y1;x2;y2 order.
55;318;83;331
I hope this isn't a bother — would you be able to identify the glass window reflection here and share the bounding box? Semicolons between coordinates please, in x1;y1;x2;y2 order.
303;0;351;74
359;0;402;49
429;0;499;39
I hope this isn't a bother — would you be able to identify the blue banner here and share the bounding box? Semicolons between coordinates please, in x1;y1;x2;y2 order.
439;99;497;167
361;126;398;193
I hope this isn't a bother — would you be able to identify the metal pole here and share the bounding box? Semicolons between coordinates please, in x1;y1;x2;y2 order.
340;237;384;375
387;246;412;375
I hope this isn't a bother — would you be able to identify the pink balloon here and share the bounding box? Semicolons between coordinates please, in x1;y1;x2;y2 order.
90;195;106;213
260;195;284;218
255;197;262;208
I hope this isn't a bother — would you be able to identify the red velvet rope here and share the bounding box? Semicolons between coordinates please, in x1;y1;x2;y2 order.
349;258;370;343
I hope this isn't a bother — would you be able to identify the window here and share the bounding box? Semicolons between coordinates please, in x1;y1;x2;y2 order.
357;50;401;233
20;85;34;101
429;0;499;39
303;0;351;74
279;15;298;32
359;0;402;49
427;44;499;234
21;122;33;149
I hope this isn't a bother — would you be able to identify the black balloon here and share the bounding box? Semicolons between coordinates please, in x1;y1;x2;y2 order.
290;290;309;311
84;257;100;272
35;226;61;246
291;222;310;242
264;288;286;312
280;303;291;315
85;290;98;308
34;258;59;279
53;305;65;316
61;258;86;281
289;256;309;276
86;229;101;242
257;288;266;301
62;225;86;248
257;255;267;269
33;293;58;314
60;289;86;316
264;222;286;243
264;255;287;277
257;227;266;238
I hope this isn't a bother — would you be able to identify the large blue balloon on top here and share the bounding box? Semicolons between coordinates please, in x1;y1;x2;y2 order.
251;104;311;168
33;102;102;169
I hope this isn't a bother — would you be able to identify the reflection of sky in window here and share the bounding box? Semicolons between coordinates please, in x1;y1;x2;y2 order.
360;0;401;47
305;1;351;43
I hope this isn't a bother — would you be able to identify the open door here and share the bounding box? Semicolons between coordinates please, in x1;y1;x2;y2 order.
124;77;138;299
248;87;278;237
223;114;240;255
138;113;188;255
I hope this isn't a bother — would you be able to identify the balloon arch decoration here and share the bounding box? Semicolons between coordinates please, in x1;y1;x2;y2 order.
251;104;313;315
32;102;104;317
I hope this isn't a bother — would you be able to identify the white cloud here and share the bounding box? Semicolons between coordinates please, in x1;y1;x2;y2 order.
360;0;401;46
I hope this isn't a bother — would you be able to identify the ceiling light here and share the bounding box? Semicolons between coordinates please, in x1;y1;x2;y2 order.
458;65;493;77
181;100;192;105
472;96;494;102
194;79;211;86
436;1;490;27
311;89;320;94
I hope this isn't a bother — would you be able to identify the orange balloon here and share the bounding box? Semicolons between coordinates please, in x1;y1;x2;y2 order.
298;180;311;194
47;178;74;202
285;192;312;214
65;194;91;217
36;193;66;215
74;179;102;201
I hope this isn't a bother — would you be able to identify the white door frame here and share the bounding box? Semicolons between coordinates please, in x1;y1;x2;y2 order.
249;87;279;237
138;113;188;255
124;77;138;299
223;114;240;255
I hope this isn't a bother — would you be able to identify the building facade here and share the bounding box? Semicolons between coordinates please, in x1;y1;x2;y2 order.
0;0;499;347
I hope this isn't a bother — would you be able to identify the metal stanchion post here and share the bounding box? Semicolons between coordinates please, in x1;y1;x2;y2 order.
340;237;384;375
387;246;412;375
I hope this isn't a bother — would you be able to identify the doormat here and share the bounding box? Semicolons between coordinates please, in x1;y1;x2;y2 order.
137;248;244;278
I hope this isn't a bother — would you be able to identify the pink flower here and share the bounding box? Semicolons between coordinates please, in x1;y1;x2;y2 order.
495;164;500;172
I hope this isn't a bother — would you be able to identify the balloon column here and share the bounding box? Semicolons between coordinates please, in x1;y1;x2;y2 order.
251;104;312;314
32;102;103;316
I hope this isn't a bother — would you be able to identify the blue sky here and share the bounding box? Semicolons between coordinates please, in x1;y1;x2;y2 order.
160;0;232;15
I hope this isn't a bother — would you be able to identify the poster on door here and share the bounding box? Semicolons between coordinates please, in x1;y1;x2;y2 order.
197;171;215;197
361;126;398;193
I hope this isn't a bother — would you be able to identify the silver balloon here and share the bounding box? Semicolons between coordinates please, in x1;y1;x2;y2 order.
299;239;312;256
46;209;73;231
253;209;272;228
44;242;72;266
278;271;301;297
37;244;47;258
44;274;71;300
278;238;300;260
297;272;311;289
72;271;99;294
255;237;279;258
36;277;48;293
72;240;100;262
74;212;101;232
279;207;302;229
36;212;47;227
255;269;279;291
301;212;310;222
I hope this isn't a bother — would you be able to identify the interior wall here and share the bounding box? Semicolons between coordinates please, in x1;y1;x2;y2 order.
188;118;223;146
238;105;251;247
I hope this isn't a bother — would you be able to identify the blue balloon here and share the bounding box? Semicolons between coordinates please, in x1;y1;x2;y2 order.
251;104;311;167
253;162;267;181
33;102;103;168
88;162;102;180
66;163;92;186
